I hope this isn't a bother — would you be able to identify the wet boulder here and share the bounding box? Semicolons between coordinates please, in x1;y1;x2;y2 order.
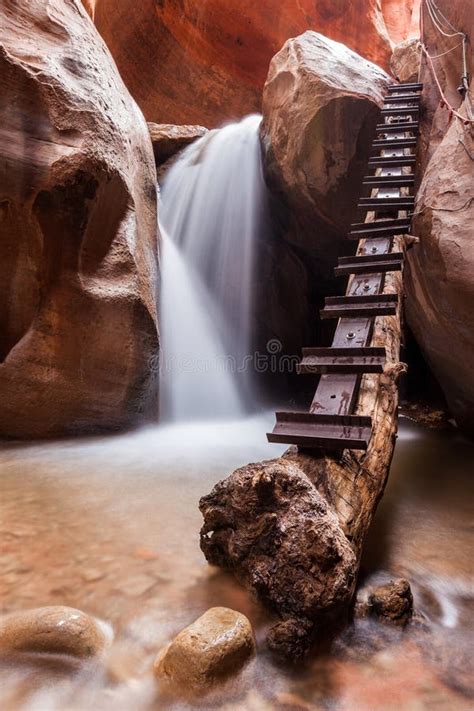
0;606;111;658
367;579;414;625
154;607;255;691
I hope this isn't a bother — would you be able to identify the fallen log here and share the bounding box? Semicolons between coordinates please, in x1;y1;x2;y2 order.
199;237;406;657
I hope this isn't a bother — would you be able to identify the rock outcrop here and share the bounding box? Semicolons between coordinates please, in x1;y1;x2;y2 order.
406;110;474;433
390;38;421;82
0;606;111;658
261;32;391;292
404;0;474;434
148;123;208;169
154;607;255;691
81;0;417;127
0;0;159;438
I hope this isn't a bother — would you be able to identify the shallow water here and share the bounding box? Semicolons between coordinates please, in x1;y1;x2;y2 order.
0;414;472;710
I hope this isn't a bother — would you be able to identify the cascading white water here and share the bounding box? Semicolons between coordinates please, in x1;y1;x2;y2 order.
159;114;270;421
159;231;244;421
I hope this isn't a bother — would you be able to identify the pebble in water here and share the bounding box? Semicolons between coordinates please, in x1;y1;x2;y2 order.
154;607;256;692
0;606;112;658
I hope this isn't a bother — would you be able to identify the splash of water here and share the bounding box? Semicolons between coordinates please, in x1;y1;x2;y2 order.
159;114;270;417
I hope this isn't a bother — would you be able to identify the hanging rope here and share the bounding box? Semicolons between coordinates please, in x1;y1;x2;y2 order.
419;0;473;125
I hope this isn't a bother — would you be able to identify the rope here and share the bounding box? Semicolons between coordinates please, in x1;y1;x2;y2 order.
425;0;463;38
419;0;473;125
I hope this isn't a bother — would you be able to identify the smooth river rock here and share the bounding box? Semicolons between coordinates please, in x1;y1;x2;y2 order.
0;606;111;658
81;0;417;126
154;607;255;690
261;31;391;292
0;0;159;438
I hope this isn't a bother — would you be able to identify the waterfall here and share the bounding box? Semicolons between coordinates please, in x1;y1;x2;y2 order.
159;232;244;421
159;114;269;421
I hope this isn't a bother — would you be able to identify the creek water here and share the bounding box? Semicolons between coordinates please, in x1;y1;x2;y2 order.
0;416;472;710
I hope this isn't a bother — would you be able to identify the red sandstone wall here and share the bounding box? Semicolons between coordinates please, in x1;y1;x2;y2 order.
85;0;419;127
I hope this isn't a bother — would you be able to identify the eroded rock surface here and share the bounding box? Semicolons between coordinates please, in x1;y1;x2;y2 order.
82;0;414;126
154;607;255;691
0;0;159;438
261;32;391;292
404;0;474;434
406;109;474;434
368;579;414;625
0;606;110;658
200;461;357;654
148;123;208;168
390;38;421;82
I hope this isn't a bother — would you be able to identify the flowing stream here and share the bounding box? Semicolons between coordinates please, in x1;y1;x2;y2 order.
159;114;270;417
0;418;472;709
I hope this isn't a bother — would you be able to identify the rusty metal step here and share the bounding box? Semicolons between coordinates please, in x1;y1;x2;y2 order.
388;83;423;92
362;175;415;189
368;155;416;168
381;107;419;117
335;252;403;276
267;412;373;450
358;196;414;210
371;137;418;151
298;347;386;375
376;122;419;134
348;221;411;239
320;293;398;319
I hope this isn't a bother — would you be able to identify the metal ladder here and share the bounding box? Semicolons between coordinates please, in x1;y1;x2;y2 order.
267;82;423;451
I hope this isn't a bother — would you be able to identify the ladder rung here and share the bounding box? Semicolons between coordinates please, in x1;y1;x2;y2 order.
267;412;373;450
298;347;386;375
320;294;398;319
362;176;415;188
376;122;419;134
368;156;416;168
335;253;403;276
348;222;411;239
388;83;423;92
383;94;421;105
371;138;417;150
358;197;414;209
381;107;419;116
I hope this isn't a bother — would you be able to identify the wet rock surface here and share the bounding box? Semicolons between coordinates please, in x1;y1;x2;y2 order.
154;607;255;691
0;0;159;438
367;579;414;625
0;606;110;658
200;460;357;655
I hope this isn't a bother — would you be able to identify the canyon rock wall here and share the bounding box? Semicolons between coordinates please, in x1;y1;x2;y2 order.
405;0;474;434
0;0;159;438
83;0;417;127
261;32;391;295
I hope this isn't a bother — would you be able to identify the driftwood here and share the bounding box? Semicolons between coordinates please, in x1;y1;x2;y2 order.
199;236;406;657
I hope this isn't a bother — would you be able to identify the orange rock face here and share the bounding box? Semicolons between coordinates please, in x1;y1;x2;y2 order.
0;0;159;438
86;0;418;127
